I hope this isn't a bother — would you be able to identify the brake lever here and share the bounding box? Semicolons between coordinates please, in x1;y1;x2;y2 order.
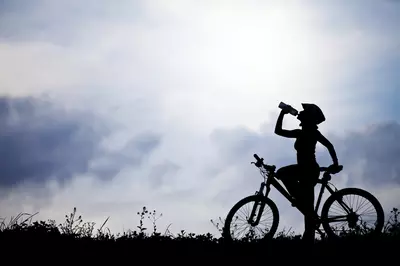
251;161;263;167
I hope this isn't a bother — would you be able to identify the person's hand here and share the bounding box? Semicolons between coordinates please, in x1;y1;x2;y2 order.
328;163;342;174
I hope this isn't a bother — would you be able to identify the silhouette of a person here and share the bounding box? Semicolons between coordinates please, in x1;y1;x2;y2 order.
274;103;340;243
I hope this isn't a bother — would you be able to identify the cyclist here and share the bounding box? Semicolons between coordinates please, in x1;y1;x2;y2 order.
274;103;340;243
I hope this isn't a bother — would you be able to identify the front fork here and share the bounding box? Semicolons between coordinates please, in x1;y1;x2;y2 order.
249;182;270;226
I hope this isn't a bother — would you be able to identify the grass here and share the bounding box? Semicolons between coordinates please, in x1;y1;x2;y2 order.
1;206;399;262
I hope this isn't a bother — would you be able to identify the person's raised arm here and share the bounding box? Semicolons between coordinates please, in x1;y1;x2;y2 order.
274;110;300;138
317;132;339;165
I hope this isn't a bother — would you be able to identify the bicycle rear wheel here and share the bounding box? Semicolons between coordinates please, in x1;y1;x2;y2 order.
321;188;384;238
223;195;279;242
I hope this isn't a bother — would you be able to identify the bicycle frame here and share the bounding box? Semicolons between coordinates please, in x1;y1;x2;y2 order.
251;165;351;236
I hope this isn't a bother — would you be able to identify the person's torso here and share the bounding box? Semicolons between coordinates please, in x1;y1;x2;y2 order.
294;129;319;165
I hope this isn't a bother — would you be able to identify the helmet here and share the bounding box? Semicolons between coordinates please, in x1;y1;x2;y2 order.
300;103;325;125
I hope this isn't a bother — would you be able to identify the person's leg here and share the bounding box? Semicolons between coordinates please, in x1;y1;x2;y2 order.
301;184;316;244
298;165;320;244
276;164;300;198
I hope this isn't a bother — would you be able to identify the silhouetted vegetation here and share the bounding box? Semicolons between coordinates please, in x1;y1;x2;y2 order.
1;206;399;262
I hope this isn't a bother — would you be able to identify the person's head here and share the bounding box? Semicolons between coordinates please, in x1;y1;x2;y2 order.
297;103;325;129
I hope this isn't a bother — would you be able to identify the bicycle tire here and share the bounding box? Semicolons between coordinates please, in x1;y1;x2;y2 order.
223;195;279;242
321;187;384;238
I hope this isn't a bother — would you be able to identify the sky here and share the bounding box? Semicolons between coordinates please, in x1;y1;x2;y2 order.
0;0;399;236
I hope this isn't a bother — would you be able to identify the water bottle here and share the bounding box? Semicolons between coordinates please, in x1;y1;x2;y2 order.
279;102;298;116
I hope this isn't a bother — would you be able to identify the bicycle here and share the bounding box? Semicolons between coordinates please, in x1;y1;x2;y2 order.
223;153;385;241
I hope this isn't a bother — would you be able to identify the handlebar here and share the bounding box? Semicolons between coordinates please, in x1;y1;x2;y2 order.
252;153;264;167
252;153;343;175
251;154;275;171
320;164;343;175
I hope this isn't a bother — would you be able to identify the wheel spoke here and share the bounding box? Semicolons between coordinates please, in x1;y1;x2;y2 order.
321;188;384;238
224;197;278;241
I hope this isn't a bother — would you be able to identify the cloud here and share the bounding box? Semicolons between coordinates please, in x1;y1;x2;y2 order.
148;160;181;188
0;95;161;193
331;121;400;186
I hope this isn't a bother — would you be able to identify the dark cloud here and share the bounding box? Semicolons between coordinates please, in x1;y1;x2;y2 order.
0;0;142;43
148;160;180;188
89;132;163;180
332;121;400;186
0;95;161;191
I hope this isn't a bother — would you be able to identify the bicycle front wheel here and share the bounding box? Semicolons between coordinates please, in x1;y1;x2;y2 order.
223;195;279;242
321;188;385;238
